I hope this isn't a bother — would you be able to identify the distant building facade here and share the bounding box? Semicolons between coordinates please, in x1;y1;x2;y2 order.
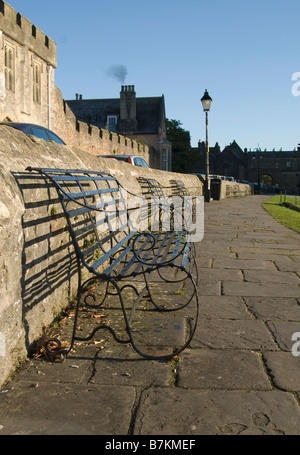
66;86;172;171
194;140;300;194
246;147;300;194
195;139;247;181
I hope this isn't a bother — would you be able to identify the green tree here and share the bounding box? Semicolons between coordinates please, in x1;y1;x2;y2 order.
166;119;197;173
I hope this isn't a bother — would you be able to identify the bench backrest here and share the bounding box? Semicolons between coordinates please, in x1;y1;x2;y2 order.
170;179;190;197
27;168;138;273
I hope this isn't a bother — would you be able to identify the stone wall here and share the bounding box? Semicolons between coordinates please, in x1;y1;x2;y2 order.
221;180;252;199
0;125;201;387
0;126;252;387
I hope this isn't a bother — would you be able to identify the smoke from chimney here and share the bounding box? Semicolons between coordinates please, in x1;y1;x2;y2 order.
106;64;128;84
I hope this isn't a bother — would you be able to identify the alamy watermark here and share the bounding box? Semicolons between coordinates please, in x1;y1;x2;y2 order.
96;190;205;243
0;332;5;357
292;332;300;357
291;72;300;96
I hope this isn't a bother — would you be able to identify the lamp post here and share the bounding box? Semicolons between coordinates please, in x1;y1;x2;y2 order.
201;89;213;202
256;148;261;195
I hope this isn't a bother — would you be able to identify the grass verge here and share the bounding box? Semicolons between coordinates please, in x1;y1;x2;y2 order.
262;195;300;234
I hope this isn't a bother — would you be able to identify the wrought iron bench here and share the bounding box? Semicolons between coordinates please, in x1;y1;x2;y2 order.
27;167;199;360
138;177;199;281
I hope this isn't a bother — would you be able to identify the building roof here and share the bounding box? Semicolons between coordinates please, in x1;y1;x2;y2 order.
66;96;165;135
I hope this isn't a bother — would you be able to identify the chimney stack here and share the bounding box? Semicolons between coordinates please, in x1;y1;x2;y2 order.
119;85;137;132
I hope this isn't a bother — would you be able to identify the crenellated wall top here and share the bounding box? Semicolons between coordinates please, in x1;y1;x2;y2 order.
0;1;57;67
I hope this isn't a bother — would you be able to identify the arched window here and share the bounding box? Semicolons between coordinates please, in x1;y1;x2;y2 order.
260;174;273;186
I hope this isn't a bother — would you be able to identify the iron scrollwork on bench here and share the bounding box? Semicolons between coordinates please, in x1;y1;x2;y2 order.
26;167;199;360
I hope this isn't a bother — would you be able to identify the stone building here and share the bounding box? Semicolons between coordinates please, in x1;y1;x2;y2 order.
0;0;56;127
196;140;247;181
0;1;150;163
66;86;172;171
214;140;247;181
246;147;300;194
195;139;300;194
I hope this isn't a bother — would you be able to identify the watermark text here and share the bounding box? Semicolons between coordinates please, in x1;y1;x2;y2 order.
292;332;300;357
0;332;5;357
291;72;300;96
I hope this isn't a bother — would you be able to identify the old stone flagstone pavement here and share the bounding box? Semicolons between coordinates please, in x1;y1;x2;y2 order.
0;195;299;435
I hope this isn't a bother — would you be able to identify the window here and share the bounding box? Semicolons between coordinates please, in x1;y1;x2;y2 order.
4;43;15;92
33;61;41;103
133;157;142;166
134;158;149;167
163;148;169;171
222;164;229;175
133;157;148;167
107;115;117;132
261;174;273;186
286;161;292;168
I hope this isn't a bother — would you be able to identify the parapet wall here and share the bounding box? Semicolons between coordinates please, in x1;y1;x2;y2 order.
0;126;200;387
221;180;252;199
0;126;252;387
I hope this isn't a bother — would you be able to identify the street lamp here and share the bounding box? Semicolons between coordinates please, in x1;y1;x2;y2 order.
201;89;212;202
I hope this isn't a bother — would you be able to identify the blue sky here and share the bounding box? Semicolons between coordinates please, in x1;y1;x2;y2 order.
7;0;300;150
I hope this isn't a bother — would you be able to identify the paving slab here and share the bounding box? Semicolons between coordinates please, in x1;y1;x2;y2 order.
232;246;300;256
266;321;300;351
12;346;173;388
196;267;244;281
244;297;300;321
243;269;300;284
191;319;278;350
223;280;300;297
79;347;173;387
176;349;271;390
263;351;300;391
274;259;300;273
1;195;300;436
0;383;136;435
199;295;252;320
134;388;300;435
212;257;277;270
